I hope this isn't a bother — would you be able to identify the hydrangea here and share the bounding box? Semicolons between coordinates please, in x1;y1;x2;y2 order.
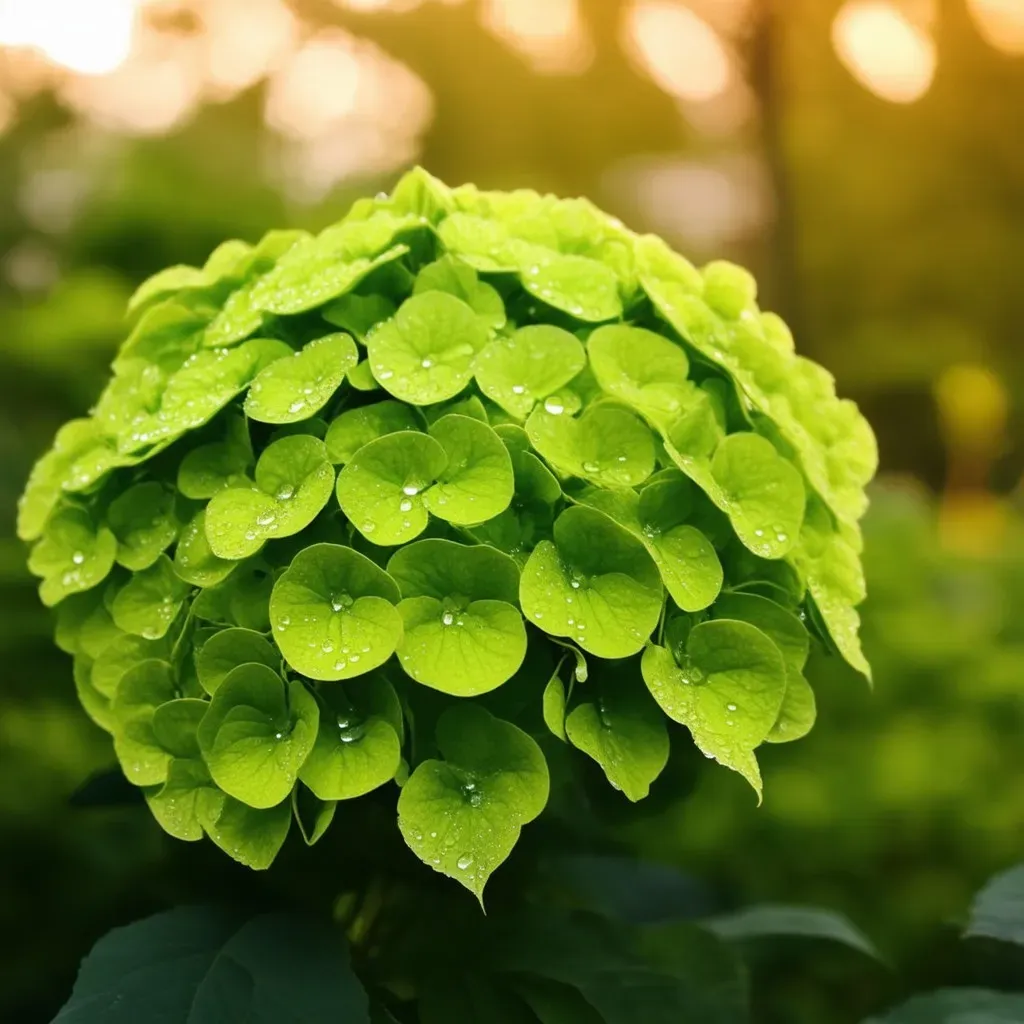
19;168;877;900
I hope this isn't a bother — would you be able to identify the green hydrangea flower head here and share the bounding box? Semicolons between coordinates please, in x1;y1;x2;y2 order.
19;168;876;900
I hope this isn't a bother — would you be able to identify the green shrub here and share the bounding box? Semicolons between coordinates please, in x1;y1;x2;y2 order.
18;167;877;899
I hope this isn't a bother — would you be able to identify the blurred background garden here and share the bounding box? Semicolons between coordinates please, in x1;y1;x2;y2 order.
0;0;1022;1021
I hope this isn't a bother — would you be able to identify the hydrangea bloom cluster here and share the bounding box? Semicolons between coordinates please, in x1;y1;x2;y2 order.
19;168;876;898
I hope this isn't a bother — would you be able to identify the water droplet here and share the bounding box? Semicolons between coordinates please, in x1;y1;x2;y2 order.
582;461;600;474
274;731;283;740
71;551;85;565
322;640;335;653
457;853;474;871
511;384;526;395
442;611;455;626
331;592;353;612
543;396;564;415
399;498;413;513
726;702;737;712
420;357;434;369
276;484;295;501
256;511;276;527
288;399;306;414
754;528;765;538
362;521;376;534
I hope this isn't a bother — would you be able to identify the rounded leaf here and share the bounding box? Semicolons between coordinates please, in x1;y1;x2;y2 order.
299;674;403;801
28;507;118;607
397;705;550;901
196;627;280;695
641;619;788;798
197;663;319;809
474;325;586;420
526;403;655;488
336;430;447;545
587;324;692;429
205;435;335;560
107;482;179;571
244;333;358;424
270;543;403;681
422;414;515;525
325;400;422;465
367;291;489;405
521;506;663;659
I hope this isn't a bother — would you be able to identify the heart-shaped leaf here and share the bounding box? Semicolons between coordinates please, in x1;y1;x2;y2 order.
173;509;238;588
387;539;526;696
413;255;506;331
526;403;655;488
299;673;403;800
336;431;447;546
245;333;358;424
665;428;805;561
28;507;118;607
110;659;179;786
195;626;280;695
119;339;291;453
474;325;586;420
397;704;549;901
176;414;253;499
641;618;787;798
518;249;623;322
565;672;670;802
107;482;180;571
197;663;319;808
367;291;490;405
587;324;693;430
205;435;335;560
110;554;191;640
421;414;515;525
325;400;423;465
521;506;663;659
251;214;413;314
269;543;403;681
196;790;292;868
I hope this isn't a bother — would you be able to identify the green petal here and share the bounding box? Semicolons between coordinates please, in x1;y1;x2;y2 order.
269;543;403;681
